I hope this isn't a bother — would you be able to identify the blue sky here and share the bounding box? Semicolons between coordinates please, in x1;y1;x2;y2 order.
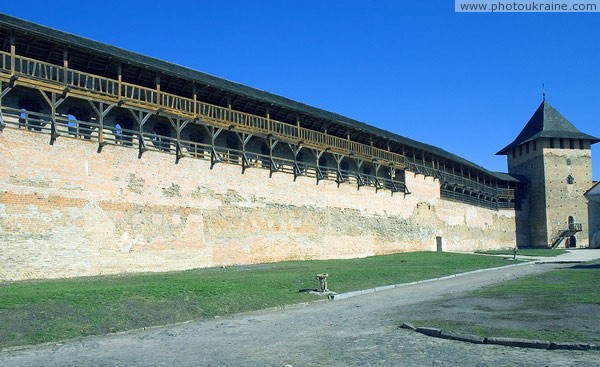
1;1;598;180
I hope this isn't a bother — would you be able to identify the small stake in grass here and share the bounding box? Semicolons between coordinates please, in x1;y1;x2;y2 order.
316;273;329;292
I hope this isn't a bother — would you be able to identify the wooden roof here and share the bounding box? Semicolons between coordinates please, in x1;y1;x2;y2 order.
497;100;599;155
0;13;520;183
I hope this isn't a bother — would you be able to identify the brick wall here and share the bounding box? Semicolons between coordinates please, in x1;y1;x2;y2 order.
0;128;516;281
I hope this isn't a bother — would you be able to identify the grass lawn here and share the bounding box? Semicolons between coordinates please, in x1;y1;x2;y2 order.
406;261;600;343
0;251;510;349
475;248;568;257
473;261;600;308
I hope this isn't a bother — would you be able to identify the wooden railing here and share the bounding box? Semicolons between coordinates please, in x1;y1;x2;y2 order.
0;51;413;168
0;52;516;203
1;106;409;193
0;50;514;204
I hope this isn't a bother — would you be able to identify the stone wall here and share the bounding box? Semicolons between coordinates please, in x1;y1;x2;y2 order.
508;138;592;247
587;184;600;249
542;146;592;247
0;128;516;281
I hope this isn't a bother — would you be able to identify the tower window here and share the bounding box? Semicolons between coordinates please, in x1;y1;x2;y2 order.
525;143;529;154
550;139;555;148
533;140;537;151
560;139;565;149
579;139;585;149
566;158;572;166
569;139;575;149
519;146;522;156
566;175;575;185
512;148;516;158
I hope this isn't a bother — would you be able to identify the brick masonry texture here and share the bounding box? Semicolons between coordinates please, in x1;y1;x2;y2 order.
0;129;516;281
508;137;592;247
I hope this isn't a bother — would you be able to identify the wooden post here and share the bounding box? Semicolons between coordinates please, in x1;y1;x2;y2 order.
155;73;161;106
38;91;64;145
227;96;232;122
9;31;15;75
117;62;122;99
192;83;198;116
63;48;68;86
347;129;351;154
266;108;270;131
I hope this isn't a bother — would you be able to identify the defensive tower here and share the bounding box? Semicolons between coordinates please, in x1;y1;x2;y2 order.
497;100;599;248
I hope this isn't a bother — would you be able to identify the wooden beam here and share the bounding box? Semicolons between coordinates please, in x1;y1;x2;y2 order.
237;132;253;174
129;109;153;158
38;90;65;145
312;148;325;184
290;143;304;181
192;83;198;116
9;31;15;75
88;100;116;150
63;48;68;87
0;81;13;99
117;62;122;99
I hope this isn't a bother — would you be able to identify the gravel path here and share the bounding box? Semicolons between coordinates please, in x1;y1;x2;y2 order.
1;260;599;366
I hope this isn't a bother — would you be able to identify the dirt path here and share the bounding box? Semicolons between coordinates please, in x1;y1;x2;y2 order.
1;261;599;367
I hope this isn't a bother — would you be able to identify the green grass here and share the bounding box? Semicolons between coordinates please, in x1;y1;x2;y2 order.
473;262;600;307
475;248;568;257
0;251;510;349
408;261;600;343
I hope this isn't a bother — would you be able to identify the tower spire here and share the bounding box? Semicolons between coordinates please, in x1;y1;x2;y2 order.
542;83;546;101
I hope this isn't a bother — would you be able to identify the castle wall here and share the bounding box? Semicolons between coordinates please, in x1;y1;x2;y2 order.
0;128;516;281
508;143;546;246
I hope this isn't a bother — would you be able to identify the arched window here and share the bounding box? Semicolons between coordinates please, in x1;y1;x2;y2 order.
67;114;78;137
19;108;27;127
18;99;42;131
566;158;572;166
114;123;123;144
566;175;575;185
